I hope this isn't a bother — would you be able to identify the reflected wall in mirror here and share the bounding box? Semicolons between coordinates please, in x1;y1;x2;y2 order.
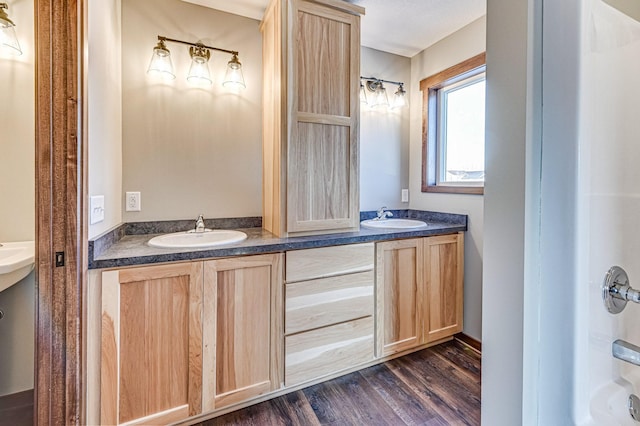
0;0;35;423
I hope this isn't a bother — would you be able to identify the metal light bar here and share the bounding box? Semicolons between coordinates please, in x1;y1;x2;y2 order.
360;76;404;87
158;35;238;56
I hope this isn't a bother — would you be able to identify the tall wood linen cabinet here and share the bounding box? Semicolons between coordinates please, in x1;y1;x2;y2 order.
261;0;364;237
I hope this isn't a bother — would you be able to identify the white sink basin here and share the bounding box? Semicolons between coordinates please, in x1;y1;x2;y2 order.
148;229;248;249
0;241;35;292
360;218;428;230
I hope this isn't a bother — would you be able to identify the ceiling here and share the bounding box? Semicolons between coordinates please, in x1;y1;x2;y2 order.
182;0;486;58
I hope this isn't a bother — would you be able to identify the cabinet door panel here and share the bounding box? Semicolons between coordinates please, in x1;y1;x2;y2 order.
375;239;423;357
203;254;283;410
289;122;353;231
296;2;351;116
101;263;203;425
424;234;464;342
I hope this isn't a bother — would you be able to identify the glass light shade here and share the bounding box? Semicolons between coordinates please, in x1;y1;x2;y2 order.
391;85;407;109
222;54;246;89
187;46;212;86
147;41;175;80
359;82;368;104
370;83;389;108
0;9;21;56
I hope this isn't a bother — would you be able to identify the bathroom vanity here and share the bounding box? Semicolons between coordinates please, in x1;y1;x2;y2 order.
86;211;466;425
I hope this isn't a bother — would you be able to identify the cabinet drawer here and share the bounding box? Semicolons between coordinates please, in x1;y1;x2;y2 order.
285;243;374;282
284;316;374;386
285;271;373;335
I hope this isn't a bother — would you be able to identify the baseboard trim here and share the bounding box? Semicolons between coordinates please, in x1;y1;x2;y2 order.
0;389;34;426
454;333;481;354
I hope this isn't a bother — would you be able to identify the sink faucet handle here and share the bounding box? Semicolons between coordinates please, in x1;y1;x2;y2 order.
195;214;206;232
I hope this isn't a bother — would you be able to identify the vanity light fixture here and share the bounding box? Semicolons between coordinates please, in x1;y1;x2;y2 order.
360;76;407;110
0;2;22;56
147;35;244;89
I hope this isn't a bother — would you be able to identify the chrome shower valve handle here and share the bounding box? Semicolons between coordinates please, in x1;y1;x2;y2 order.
603;265;640;314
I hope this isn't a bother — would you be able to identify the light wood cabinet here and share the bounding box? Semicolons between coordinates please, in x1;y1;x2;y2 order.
423;234;464;343
100;263;203;426
284;243;375;386
202;254;283;410
375;239;424;357
261;0;364;237
375;233;464;357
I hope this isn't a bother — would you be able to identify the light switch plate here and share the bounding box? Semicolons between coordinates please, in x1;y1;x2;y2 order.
90;195;105;224
401;189;409;203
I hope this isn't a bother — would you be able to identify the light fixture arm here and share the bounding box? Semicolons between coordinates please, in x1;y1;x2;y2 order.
360;76;405;90
157;35;238;57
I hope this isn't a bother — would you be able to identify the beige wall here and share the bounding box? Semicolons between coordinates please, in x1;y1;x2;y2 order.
121;0;263;222
0;0;34;242
360;47;411;211
88;0;123;239
409;16;486;341
0;0;35;396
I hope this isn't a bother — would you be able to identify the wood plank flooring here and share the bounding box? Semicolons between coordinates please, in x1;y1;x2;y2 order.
201;340;480;426
0;389;33;426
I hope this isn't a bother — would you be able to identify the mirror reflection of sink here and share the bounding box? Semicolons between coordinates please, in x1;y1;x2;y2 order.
360;218;428;230
0;241;35;293
148;229;248;249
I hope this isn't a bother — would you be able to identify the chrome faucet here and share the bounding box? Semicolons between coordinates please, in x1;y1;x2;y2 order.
376;206;393;220
194;214;206;233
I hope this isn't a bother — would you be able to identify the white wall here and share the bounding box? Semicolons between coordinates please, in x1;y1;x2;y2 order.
0;0;35;396
88;0;123;239
121;0;263;222
409;16;486;341
482;0;540;423
360;47;411;211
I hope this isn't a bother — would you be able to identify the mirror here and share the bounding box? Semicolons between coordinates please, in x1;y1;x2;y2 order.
0;0;36;424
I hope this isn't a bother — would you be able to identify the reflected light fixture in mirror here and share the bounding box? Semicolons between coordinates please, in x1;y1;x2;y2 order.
0;2;22;56
222;53;245;89
187;44;212;86
147;39;175;80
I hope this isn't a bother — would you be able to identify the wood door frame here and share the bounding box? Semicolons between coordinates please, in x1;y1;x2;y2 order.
34;0;86;424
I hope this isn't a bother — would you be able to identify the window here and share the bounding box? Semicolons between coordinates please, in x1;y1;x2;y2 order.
421;53;486;194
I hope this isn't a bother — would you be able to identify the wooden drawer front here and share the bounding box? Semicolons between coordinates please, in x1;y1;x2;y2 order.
285;271;373;335
284;317;374;386
285;243;374;282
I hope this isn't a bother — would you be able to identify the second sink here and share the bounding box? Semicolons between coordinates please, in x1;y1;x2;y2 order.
360;218;428;230
148;229;248;249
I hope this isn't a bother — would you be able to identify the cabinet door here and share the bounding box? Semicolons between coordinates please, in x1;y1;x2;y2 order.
423;233;464;343
375;239;423;357
286;0;361;234
202;254;283;410
101;263;203;425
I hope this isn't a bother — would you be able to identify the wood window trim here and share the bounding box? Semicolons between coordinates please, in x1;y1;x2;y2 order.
420;52;486;195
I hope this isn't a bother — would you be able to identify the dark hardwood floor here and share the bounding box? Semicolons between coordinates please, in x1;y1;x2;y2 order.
0;389;33;426
202;340;481;426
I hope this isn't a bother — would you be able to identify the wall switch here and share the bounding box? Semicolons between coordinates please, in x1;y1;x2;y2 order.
401;189;409;203
126;192;141;212
89;195;105;224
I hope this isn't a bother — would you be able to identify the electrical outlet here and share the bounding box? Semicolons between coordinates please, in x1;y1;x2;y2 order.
401;189;409;203
89;195;105;224
126;192;141;212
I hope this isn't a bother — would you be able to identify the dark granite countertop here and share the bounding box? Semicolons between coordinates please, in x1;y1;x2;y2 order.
88;210;467;269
